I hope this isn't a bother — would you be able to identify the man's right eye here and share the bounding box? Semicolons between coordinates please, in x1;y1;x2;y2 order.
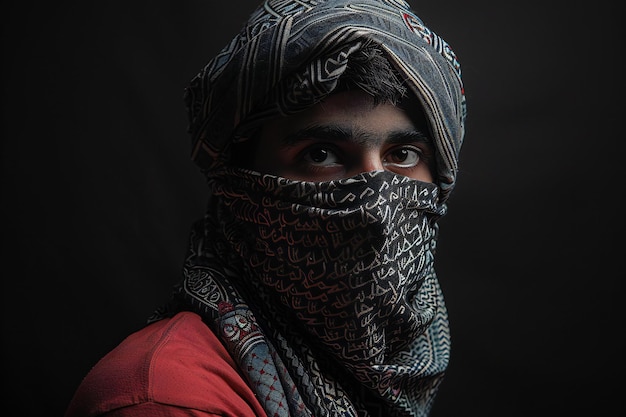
303;146;340;166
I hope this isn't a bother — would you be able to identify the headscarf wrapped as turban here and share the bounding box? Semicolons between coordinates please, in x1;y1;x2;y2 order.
152;1;466;416
184;0;465;202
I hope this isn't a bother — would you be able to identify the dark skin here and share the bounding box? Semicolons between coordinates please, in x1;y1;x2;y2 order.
249;90;435;182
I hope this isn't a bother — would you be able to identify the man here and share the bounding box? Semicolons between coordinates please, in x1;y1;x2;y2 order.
65;0;466;416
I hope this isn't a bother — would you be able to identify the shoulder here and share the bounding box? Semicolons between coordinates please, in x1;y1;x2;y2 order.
65;311;266;417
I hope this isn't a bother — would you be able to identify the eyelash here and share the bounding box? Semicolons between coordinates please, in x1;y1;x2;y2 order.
299;144;342;164
293;142;432;174
388;145;422;157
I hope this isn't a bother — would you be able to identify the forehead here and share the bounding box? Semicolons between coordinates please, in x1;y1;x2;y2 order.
260;90;423;139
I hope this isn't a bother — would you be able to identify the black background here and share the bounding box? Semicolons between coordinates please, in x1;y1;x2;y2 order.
2;1;624;416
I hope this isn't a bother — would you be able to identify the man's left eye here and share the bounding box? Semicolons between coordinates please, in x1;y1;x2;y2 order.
383;147;421;168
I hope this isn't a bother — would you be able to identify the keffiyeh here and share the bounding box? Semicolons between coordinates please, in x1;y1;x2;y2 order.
153;1;466;416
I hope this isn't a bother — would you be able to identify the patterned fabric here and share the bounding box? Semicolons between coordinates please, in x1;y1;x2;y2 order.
152;1;466;416
156;169;451;416
184;0;465;202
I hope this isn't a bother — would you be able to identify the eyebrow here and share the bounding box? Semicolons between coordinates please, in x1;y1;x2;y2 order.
279;124;431;149
387;130;431;145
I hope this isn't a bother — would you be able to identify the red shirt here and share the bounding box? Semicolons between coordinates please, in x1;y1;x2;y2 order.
65;311;267;417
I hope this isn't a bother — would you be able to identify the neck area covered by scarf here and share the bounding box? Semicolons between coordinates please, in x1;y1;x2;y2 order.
155;168;451;417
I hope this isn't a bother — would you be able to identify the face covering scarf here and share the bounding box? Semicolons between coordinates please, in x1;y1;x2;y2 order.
155;167;450;417
151;1;466;416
